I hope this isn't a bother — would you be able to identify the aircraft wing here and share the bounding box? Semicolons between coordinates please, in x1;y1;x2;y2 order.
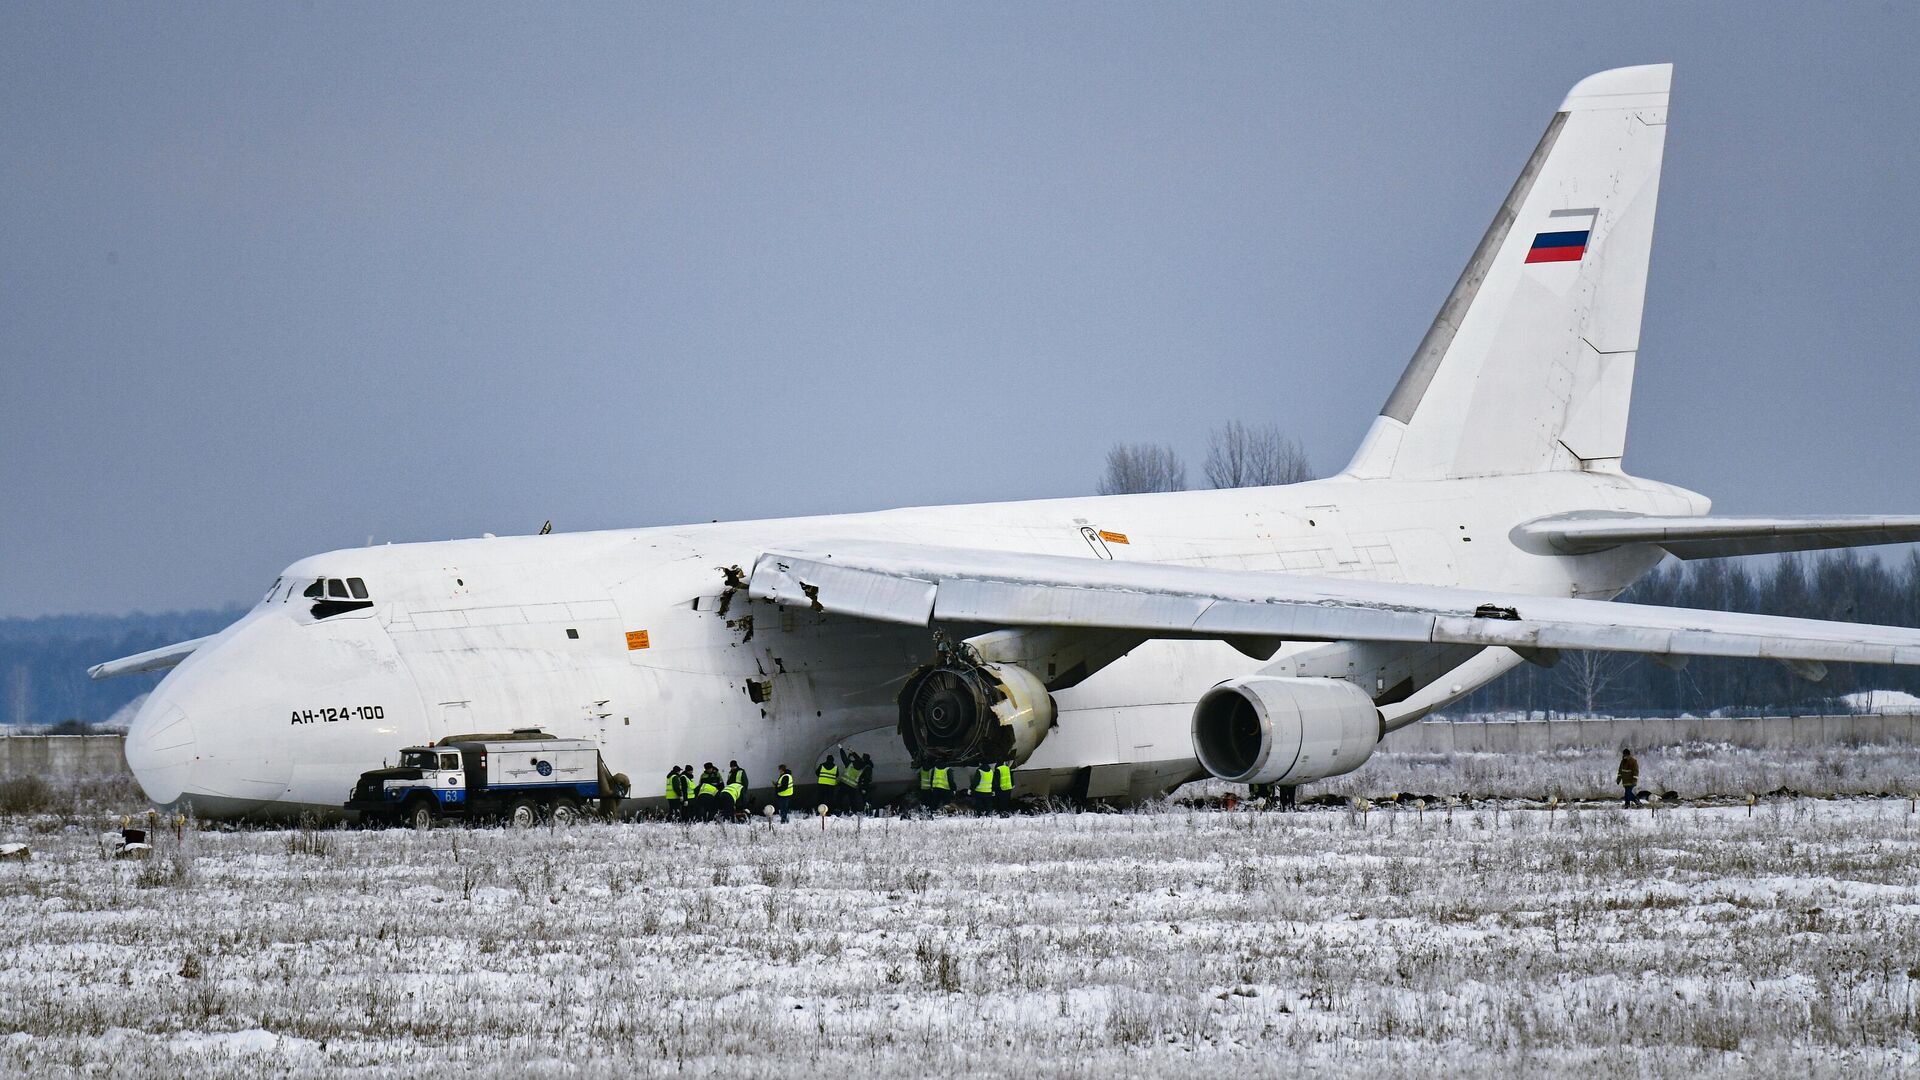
88;636;211;680
747;540;1920;667
1518;514;1920;560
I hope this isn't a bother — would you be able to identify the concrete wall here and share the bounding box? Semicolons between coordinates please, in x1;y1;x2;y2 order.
1383;713;1920;754
0;735;129;777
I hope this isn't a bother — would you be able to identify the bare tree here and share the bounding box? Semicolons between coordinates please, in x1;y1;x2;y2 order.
1098;443;1187;495
1556;650;1637;717
1203;421;1313;488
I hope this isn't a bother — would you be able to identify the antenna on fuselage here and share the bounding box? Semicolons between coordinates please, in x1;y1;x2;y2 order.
539;520;552;535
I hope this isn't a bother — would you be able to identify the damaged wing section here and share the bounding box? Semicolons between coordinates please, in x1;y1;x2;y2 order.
1516;513;1920;560
746;539;1920;669
88;636;212;680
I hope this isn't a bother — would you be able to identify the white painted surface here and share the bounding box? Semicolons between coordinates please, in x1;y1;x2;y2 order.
98;65;1920;819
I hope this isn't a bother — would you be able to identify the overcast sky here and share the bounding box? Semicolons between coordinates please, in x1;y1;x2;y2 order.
4;3;1917;618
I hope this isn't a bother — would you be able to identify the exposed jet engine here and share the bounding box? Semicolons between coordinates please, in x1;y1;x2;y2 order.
898;634;1054;766
1191;676;1382;785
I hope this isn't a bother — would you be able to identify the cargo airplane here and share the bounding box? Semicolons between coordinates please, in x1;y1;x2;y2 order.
98;65;1920;820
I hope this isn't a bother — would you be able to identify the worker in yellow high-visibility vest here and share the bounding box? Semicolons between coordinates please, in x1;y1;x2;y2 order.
970;764;994;812
928;765;952;813
774;764;795;823
720;778;745;821
994;761;1014;815
696;763;721;821
815;759;838;815
839;750;866;814
664;765;684;820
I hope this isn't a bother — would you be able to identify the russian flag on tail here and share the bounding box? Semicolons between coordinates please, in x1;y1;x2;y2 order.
1525;228;1589;263
1525;209;1598;264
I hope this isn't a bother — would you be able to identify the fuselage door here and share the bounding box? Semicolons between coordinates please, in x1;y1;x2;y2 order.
433;701;471;743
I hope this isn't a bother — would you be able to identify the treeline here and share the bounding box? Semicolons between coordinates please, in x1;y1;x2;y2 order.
1451;550;1920;718
0;608;246;728
1100;421;1313;494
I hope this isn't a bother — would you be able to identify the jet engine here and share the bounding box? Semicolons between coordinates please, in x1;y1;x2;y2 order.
898;649;1054;767
1191;676;1381;785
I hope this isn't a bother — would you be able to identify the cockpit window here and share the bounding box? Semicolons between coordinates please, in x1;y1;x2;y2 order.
307;576;374;620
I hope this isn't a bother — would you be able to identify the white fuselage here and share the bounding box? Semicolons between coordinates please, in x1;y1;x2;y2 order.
123;468;1704;818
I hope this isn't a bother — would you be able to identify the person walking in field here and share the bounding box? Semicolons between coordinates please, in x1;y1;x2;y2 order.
774;764;794;823
1617;747;1641;806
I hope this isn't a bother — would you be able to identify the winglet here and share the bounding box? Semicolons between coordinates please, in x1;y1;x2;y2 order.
88;636;210;680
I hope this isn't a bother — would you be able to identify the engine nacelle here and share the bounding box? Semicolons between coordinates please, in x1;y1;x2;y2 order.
1191;676;1381;785
898;660;1054;767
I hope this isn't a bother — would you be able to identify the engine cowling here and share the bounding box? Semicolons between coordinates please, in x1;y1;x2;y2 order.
898;660;1054;766
1191;676;1381;785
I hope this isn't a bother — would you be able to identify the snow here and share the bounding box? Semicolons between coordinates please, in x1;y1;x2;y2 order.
1;798;1918;1076
1842;689;1920;713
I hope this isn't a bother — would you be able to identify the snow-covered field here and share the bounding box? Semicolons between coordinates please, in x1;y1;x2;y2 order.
1311;740;1920;803
3;794;1919;1077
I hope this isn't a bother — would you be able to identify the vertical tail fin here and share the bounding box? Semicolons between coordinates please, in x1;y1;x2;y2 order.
1346;64;1671;480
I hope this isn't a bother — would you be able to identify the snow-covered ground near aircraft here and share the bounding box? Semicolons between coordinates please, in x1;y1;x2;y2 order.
2;794;1919;1077
1310;740;1920;803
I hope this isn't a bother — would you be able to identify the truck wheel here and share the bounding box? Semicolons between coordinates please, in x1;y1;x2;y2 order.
549;798;582;827
506;797;541;829
405;799;436;831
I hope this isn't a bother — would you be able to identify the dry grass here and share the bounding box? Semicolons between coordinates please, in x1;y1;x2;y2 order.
1;797;1918;1077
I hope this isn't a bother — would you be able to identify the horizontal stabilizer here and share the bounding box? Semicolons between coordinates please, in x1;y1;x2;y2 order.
88;636;210;680
748;539;1920;669
1517;514;1920;559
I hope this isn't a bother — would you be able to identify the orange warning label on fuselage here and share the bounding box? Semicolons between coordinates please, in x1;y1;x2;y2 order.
625;630;651;650
1097;530;1130;545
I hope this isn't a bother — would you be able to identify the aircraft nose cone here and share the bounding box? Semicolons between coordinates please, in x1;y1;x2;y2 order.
124;699;197;805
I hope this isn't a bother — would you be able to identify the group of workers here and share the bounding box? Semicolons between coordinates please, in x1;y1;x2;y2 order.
915;759;1016;815
662;760;760;822
811;749;875;816
661;749;1017;822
